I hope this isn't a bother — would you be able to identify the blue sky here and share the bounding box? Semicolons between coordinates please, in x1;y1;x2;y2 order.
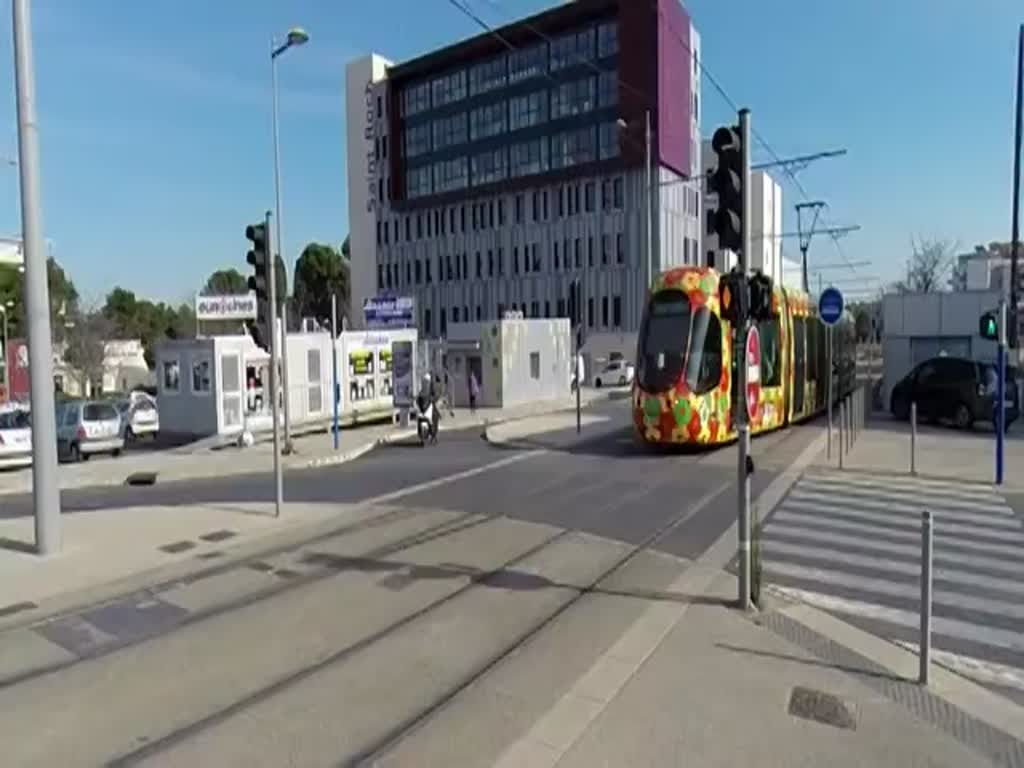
0;0;1020;305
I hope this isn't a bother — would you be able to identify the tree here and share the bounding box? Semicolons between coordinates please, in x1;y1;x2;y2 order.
293;242;350;327
893;237;956;294
62;308;113;393
202;268;248;296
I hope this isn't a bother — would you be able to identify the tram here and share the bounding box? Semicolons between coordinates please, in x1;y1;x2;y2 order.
632;266;856;447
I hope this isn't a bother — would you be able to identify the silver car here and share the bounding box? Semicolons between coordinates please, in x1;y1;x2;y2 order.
56;400;124;462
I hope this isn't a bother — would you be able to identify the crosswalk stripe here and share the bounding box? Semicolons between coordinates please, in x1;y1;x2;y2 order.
796;478;1013;515
771;510;1024;558
764;560;1024;621
764;540;1024;597
776;500;1024;543
806;469;1002;500
765;525;1022;576
892;641;1024;694
770;586;1024;655
786;489;1023;529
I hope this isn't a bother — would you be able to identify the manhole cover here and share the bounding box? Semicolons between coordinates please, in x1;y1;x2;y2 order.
788;686;858;730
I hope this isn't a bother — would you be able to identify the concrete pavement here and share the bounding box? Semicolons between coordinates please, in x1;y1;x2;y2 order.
0;404;1019;765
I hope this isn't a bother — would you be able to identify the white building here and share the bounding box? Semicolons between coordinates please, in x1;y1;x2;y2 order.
701;140;783;284
344;1;703;342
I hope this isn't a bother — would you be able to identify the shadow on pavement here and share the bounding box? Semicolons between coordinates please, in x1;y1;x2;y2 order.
715;641;906;684
0;536;34;554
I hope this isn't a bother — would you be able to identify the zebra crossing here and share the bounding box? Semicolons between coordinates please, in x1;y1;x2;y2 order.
762;467;1024;698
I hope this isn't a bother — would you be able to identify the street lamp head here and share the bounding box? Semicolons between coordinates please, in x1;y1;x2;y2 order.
616;118;628;130
286;27;310;47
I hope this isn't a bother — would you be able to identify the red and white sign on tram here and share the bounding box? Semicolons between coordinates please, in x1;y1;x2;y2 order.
745;326;761;422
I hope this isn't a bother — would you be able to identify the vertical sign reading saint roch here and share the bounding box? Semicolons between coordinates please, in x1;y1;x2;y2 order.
365;80;378;213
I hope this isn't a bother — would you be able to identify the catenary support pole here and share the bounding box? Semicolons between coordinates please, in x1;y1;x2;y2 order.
737;108;752;610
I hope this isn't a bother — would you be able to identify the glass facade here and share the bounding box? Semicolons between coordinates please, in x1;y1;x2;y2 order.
397;16;620;199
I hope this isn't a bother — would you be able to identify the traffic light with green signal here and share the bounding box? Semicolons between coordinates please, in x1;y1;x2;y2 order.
979;311;999;341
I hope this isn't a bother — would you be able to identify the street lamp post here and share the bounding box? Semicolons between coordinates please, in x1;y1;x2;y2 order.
12;0;61;554
0;305;9;397
271;27;309;453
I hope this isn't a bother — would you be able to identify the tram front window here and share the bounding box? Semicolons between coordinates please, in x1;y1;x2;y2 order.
686;308;722;394
638;291;692;393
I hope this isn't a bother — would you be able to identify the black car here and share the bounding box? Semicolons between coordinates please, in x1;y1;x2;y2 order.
890;356;1019;430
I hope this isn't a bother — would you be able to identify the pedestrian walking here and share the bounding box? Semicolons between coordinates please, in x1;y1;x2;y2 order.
469;370;480;414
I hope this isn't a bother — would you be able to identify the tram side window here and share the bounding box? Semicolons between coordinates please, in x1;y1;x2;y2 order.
687;308;722;394
758;317;782;387
792;317;806;383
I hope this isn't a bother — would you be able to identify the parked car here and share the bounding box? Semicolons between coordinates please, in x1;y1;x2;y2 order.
56;400;124;462
0;409;32;469
889;356;1019;430
115;395;159;442
594;360;635;388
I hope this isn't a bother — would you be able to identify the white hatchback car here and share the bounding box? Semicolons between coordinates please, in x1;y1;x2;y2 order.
0;409;32;469
56;400;124;462
116;395;159;442
593;360;635;388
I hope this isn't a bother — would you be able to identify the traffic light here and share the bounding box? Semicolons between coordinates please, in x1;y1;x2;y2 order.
246;222;272;352
748;272;773;322
707;124;743;253
718;269;747;326
980;311;999;341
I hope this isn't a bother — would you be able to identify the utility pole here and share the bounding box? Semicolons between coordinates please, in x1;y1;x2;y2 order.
266;211;284;515
737;108;752;610
795;201;826;293
13;0;61;554
1010;23;1023;349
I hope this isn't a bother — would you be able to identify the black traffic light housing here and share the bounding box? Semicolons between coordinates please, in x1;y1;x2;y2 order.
748;272;774;322
718;268;747;326
246;222;272;352
979;311;999;341
708;125;743;253
568;278;584;350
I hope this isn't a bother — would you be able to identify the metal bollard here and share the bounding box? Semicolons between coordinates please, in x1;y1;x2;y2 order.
919;510;933;685
846;397;853;452
910;401;917;476
838;400;845;469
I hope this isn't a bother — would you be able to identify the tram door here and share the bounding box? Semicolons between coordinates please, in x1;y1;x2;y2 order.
792;317;806;414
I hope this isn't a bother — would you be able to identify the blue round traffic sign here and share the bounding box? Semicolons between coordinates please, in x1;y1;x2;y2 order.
818;286;844;326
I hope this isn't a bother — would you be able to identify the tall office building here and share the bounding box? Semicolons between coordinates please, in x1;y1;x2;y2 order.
345;0;702;339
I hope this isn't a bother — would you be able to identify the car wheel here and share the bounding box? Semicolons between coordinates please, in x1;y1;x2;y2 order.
112;448;122;458
891;395;909;421
619;375;626;386
594;378;602;388
954;402;973;430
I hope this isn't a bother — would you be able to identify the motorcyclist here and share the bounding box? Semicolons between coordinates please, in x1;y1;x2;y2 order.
416;373;439;443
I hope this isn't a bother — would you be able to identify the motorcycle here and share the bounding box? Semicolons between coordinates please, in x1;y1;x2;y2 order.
416;400;437;446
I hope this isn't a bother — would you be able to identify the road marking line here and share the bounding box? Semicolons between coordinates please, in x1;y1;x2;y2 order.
785;490;1023;529
771;586;1024;654
765;561;1024;621
892;641;1024;694
766;541;1024;596
776;501;1024;543
765;525;1023;576
492;430;828;768
770;510;1024;557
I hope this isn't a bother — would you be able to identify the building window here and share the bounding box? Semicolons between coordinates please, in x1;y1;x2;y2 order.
510;138;550;177
471;147;508;186
551;77;596;120
542;190;549;219
431;69;467;108
616;233;624;264
469;54;507;95
531;243;541;271
558;186;566;218
377;264;384;287
404;121;431;158
453;306;460;323
509;90;548;131
406;262;412;284
551;28;595;71
588;237;594;267
498;199;505;225
532;192;540;220
191;357;212;394
515;194;524;222
470;101;507;141
587;297;595;328
440;309;447;336
530;300;540;317
433;156;468;193
488;250;494;277
598;21;618;58
602;234;610;265
613;177;624;207
613;296;622;328
544;300;551;318
425;308;432;335
584;182;595;212
475;252;482;278
551;126;597;169
497;247;504;275
162;359;180;393
602;296;609;327
557;298;566;317
554;241;560;270
597;70;617;107
376;221;382;245
476;305;482;321
599;122;620;160
377;95;383;118
401;80;431;117
575;238;582;268
513;246;520;274
509;43;547;84
433;112;467;151
462;253;468;277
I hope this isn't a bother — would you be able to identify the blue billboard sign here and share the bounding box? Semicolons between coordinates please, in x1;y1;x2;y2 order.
364;296;415;329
